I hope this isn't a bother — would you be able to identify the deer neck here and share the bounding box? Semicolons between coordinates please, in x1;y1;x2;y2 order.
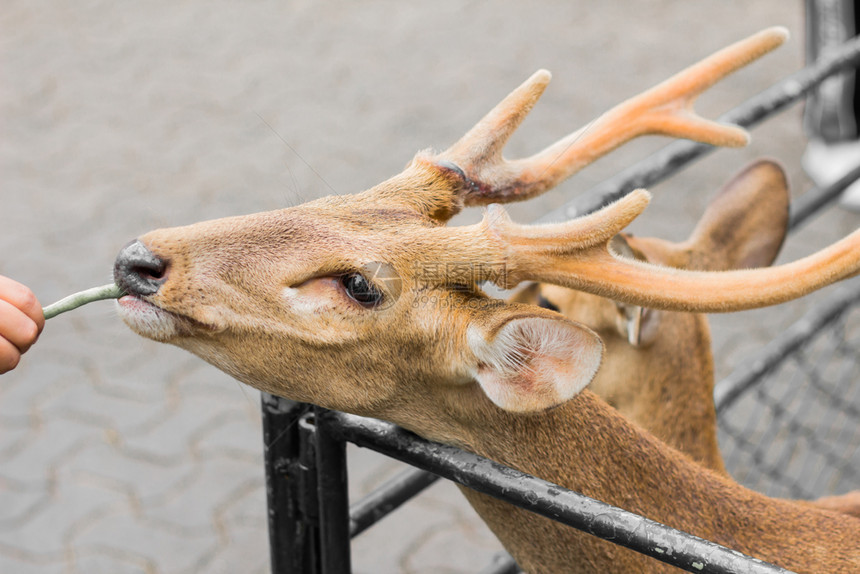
538;282;727;475
592;311;727;474
443;389;858;573
458;389;724;516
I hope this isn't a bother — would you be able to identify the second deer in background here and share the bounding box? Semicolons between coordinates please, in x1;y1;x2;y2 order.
516;159;789;474
522;158;860;517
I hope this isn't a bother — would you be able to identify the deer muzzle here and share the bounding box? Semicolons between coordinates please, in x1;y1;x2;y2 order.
114;239;169;297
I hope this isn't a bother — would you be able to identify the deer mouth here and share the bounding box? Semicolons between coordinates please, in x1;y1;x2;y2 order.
116;294;216;341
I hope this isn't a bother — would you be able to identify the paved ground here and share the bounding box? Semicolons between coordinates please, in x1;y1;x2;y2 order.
0;2;858;573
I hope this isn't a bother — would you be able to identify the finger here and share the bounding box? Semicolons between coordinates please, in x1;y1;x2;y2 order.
0;298;40;354
0;275;45;334
0;336;22;374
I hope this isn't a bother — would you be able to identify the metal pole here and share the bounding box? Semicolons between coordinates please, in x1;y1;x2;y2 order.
313;407;353;574
261;395;319;574
788;162;860;229
296;412;322;573
349;466;439;538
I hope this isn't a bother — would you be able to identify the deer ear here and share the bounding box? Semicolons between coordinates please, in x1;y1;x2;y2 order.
685;159;790;271
467;305;604;413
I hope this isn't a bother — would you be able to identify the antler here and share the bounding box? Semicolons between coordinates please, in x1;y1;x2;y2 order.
418;25;860;314
421;27;787;210
402;26;860;314
450;193;860;313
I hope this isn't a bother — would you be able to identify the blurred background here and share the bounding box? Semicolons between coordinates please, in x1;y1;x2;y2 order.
1;2;857;573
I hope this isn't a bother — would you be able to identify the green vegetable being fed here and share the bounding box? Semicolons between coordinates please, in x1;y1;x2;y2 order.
42;284;125;320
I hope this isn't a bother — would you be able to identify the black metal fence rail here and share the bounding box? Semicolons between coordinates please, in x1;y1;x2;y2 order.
263;398;795;574
348;465;439;538
323;411;793;574
261;34;860;574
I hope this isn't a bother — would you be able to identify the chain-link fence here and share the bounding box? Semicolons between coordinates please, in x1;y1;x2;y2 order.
717;280;860;500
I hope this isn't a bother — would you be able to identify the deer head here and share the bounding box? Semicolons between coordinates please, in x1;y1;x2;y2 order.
112;28;859;441
519;159;790;472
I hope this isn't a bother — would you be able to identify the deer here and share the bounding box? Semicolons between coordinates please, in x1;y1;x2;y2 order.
515;159;860;517
111;28;860;572
512;158;789;476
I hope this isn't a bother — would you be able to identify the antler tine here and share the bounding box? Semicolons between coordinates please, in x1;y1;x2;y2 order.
483;189;652;255
444;69;552;167
540;232;860;312
464;199;860;313
430;27;788;208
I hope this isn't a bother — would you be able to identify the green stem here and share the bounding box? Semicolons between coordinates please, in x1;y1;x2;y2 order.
42;284;125;320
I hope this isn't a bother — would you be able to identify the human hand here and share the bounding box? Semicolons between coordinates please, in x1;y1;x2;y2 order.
0;275;44;374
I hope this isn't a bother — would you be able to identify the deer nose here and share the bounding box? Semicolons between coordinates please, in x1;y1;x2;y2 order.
114;240;169;296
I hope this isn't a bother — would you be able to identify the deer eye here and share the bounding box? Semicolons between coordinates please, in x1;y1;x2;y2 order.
341;273;384;307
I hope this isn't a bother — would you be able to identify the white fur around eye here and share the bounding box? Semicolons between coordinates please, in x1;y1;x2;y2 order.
283;275;365;314
282;285;331;314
